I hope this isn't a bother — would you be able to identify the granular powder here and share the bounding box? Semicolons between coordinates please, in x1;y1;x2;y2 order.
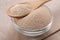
12;6;51;30
7;0;49;17
7;3;31;17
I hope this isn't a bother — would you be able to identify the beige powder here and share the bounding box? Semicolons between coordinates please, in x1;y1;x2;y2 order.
12;6;51;30
7;0;49;18
7;0;51;31
7;3;32;17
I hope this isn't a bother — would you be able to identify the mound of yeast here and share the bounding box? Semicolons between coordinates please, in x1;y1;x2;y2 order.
13;6;51;30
